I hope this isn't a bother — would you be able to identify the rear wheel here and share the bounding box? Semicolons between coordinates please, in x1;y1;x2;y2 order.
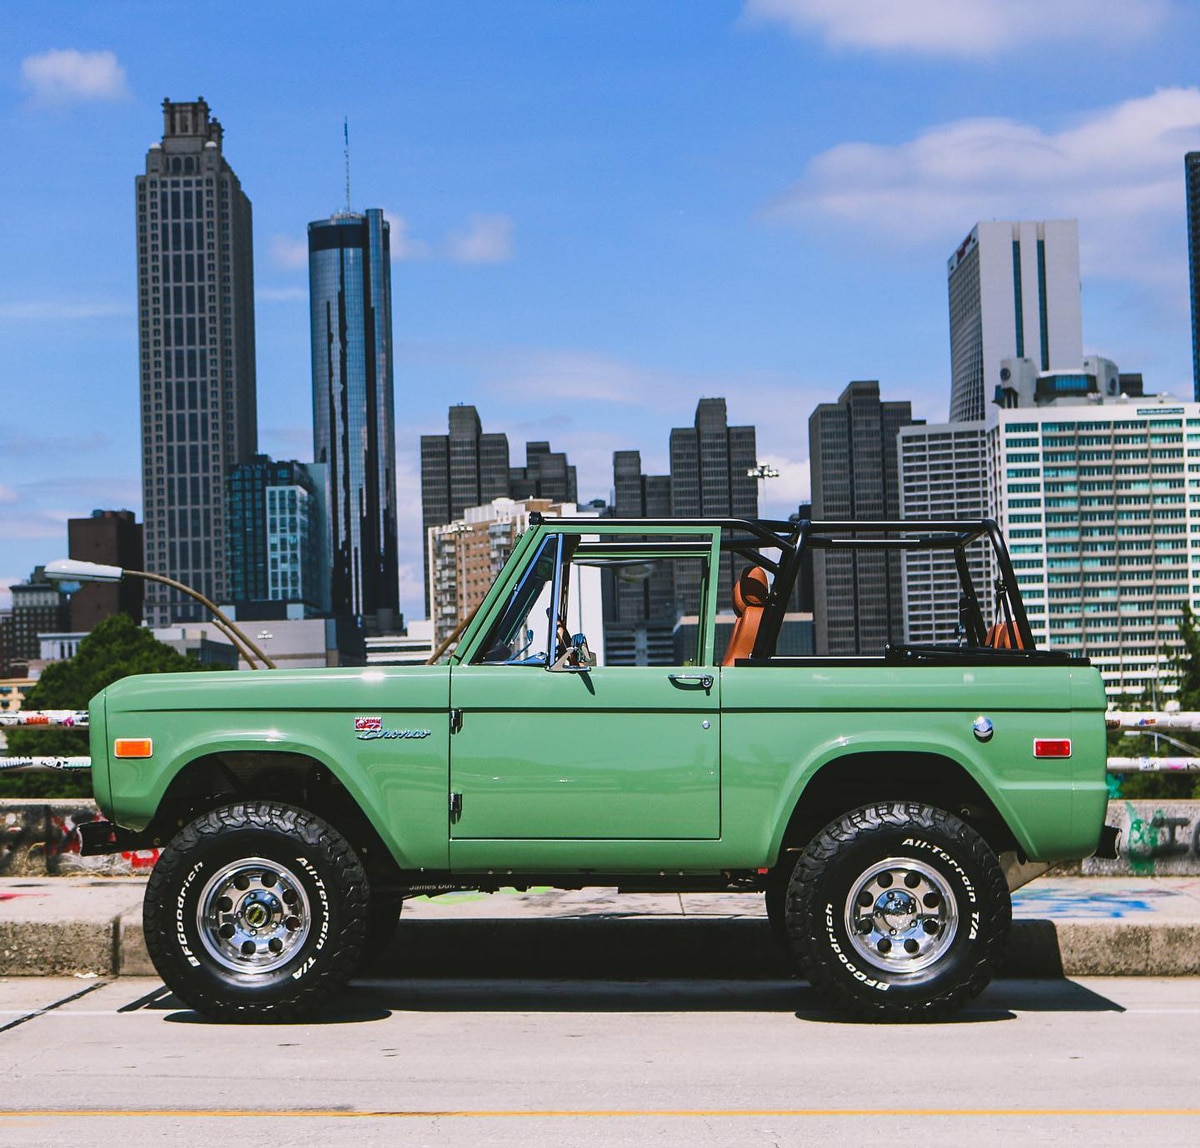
786;801;1010;1021
143;801;368;1022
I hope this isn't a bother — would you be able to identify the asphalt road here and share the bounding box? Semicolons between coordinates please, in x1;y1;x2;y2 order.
2;975;1199;1146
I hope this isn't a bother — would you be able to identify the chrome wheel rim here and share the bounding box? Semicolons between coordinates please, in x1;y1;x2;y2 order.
843;856;958;974
196;857;311;974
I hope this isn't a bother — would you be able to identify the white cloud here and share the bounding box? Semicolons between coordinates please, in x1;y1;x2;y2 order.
0;300;132;321
385;213;432;261
768;88;1200;287
741;0;1167;57
269;234;308;270
445;214;515;264
0;485;18;505
20;49;131;105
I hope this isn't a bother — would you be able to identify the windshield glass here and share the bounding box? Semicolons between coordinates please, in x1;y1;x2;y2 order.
475;535;559;663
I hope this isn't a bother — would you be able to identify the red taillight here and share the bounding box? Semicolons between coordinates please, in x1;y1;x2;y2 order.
1034;738;1072;758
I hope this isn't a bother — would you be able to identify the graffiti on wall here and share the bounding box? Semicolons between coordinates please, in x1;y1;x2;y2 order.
1;804;159;876
1082;800;1200;876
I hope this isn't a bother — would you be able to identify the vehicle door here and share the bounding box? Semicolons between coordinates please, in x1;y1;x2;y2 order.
447;530;721;854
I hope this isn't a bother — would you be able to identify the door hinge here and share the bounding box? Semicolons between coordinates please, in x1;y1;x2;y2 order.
450;708;463;734
449;791;463;822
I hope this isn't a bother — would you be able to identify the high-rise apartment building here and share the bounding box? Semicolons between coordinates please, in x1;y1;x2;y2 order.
669;398;758;612
309;208;399;634
990;394;1200;700
227;457;325;615
1186;153;1200;402
137;98;258;625
67;510;143;631
809;381;920;654
426;497;598;646
947;221;1082;423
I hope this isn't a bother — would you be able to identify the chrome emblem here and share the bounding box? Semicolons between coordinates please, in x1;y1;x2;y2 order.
973;716;994;743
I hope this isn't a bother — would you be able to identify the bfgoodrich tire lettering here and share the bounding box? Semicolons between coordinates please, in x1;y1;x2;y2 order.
143;801;368;1022
787;801;1010;1021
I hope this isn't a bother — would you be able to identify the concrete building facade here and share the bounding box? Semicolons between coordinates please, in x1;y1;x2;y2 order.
67;510;143;631
137;98;258;625
809;381;920;654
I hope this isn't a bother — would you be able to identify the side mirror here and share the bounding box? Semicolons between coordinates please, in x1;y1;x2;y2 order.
548;634;596;673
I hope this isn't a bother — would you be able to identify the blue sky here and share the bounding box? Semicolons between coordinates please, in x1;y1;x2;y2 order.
3;0;1200;618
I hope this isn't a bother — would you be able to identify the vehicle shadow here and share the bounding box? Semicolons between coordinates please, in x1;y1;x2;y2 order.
150;917;1125;1025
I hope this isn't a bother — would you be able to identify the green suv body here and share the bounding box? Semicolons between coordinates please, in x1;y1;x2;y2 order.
86;516;1112;1022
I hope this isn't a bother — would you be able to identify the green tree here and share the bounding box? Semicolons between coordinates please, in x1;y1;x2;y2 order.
2;614;206;799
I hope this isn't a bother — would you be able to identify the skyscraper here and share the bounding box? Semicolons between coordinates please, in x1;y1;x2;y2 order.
420;405;511;609
309;208;399;634
947;220;1082;422
808;381;919;655
1186;152;1200;401
669;397;758;612
137;98;258;624
510;442;578;504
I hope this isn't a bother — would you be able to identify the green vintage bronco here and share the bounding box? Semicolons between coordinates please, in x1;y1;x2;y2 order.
83;516;1114;1022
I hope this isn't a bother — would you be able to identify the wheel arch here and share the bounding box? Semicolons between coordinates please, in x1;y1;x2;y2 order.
143;749;402;886
771;750;1018;865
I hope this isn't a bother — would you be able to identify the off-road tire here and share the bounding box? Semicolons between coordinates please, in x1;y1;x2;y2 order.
786;801;1010;1021
143;801;368;1022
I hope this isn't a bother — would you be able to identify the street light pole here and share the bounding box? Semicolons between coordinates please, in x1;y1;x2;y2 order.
44;560;277;670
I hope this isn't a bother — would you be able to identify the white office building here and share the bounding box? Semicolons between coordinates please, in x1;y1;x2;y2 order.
948;221;1083;423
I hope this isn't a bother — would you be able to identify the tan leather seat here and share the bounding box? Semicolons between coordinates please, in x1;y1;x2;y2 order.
983;621;1024;649
723;566;770;666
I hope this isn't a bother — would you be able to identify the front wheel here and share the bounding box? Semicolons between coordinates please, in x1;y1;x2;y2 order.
143;801;368;1022
786;802;1010;1021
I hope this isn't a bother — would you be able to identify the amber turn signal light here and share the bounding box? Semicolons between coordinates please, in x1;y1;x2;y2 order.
114;738;153;759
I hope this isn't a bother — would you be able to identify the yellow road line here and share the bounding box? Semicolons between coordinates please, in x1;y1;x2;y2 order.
2;1109;1200;1119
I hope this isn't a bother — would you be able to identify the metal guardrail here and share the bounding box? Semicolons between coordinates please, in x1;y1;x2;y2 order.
4;709;1200;775
0;711;89;728
0;711;91;773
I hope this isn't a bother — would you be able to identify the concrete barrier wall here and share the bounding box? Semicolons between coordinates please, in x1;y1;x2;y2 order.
1081;800;1200;876
5;798;1200;877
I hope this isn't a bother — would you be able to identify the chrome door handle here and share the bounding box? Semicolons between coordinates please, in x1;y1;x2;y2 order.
668;673;714;690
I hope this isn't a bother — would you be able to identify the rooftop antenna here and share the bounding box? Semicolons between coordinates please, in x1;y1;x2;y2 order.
343;116;351;214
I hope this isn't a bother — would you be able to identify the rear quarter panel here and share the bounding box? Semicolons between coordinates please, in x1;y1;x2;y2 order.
719;661;1108;866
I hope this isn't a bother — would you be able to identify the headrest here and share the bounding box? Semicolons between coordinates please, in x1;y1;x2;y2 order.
732;566;770;616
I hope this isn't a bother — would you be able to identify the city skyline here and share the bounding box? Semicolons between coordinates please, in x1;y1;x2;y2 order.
4;2;1200;619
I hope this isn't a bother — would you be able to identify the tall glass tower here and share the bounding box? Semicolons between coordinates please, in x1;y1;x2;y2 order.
136;98;258;624
1186;153;1200;401
309;209;399;633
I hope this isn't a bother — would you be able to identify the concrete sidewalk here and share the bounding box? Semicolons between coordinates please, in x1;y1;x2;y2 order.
4;875;1200;980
